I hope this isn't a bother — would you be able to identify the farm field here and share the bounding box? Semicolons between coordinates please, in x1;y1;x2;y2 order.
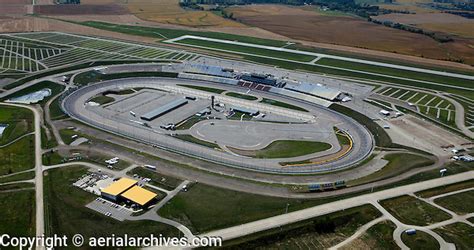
372;13;474;39
375;86;457;128
225;4;474;65
124;0;243;28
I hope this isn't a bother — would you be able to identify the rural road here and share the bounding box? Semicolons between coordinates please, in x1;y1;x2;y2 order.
1;103;45;246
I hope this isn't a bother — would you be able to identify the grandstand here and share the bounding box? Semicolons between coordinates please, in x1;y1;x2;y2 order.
239;73;280;87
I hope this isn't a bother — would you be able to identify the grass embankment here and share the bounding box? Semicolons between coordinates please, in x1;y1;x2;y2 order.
176;116;207;130
0;190;35;237
43;166;180;238
89;95;115;105
173;134;220;149
176;84;225;94
222;204;381;249
229;140;332;159
73;71;178;86
1;80;64;104
348;153;435;186
434;190;474;215
225;91;258;100
127;167;183;191
415;180;474;198
401;230;439;250
434;223;474;250
260;98;308;112
0;105;33;145
329;104;391;147
4;60;173;90
380;195;451;226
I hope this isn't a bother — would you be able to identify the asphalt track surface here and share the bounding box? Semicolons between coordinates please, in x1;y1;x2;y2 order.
62;77;374;174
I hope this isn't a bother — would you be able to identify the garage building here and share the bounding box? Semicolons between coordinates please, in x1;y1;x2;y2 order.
101;178;137;201
141;99;188;121
121;186;158;207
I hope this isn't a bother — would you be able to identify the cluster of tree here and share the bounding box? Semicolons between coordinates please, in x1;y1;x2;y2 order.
55;0;80;4
446;10;474;18
370;18;454;43
180;0;404;17
179;1;205;10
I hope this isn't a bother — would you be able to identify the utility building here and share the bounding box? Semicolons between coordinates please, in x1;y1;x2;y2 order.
140;99;188;121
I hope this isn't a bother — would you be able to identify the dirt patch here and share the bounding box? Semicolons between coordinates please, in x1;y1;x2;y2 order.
34;4;129;15
228;4;474;65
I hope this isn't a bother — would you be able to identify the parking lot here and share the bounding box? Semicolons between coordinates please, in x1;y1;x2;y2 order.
86;198;134;222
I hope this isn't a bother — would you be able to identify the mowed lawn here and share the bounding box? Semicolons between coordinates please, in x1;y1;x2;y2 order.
434;190;474;215
0;190;35;236
380;195;451;226
159;183;323;234
44;166;180;238
230;140;332;158
0;105;34;145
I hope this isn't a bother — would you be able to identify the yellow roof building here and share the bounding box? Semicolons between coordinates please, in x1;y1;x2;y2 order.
101;178;138;196
121;186;158;206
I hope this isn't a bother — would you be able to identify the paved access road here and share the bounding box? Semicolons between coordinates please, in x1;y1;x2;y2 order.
201;171;474;241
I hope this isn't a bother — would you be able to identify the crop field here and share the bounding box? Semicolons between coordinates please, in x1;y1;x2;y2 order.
0;32;197;76
226;4;474;65
124;0;243;28
375;86;456;128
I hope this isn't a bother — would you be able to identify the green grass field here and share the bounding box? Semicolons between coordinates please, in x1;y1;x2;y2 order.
225;91;258;100
434;190;474;215
318;58;473;89
228;140;332;159
401;230;439;250
73;71;178;86
330;104;392;147
260;98;308;112
173;134;220;149
1;81;64;104
0;136;35;176
434;222;474;250
0;190;35;237
380;195;451;226
415;180;474;198
0;170;35;184
348;153;435;186
223;204;381;248
176;38;316;62
349;220;398;250
89;95;115;105
43;166;180;238
0;105;33;145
